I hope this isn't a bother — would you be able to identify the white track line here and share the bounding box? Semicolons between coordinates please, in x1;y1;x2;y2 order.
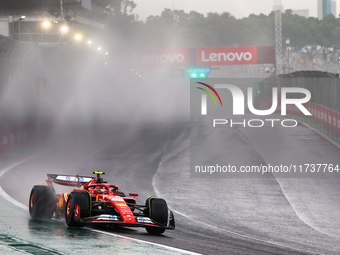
88;229;200;255
0;156;39;178
0;156;40;210
0;185;28;211
0;154;198;255
154;186;322;255
152;132;321;255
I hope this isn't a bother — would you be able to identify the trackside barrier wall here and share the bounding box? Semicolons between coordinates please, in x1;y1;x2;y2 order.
0;34;94;155
263;71;340;143
0;126;34;153
0;35;49;154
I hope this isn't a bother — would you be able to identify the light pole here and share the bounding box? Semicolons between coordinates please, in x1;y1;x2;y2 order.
42;21;51;43
275;0;283;74
18;16;25;41
286;38;291;73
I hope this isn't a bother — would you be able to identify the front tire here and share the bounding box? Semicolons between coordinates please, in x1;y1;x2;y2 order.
146;226;166;235
145;197;168;235
65;192;90;227
29;185;56;219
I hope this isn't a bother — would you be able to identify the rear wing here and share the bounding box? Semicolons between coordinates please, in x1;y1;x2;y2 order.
47;174;93;187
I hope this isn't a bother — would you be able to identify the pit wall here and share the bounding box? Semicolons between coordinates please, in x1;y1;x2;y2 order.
264;71;340;144
0;123;50;154
287;102;340;142
0;126;30;153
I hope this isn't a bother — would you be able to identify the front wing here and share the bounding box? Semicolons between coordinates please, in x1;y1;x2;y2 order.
80;214;175;229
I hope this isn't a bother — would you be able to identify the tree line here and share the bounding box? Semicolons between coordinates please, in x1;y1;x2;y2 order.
106;1;340;61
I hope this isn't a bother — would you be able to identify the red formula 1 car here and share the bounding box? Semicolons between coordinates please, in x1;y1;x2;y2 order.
29;172;175;235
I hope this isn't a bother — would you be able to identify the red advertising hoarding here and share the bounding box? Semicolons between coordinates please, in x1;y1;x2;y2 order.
133;48;191;66
133;46;274;66
196;46;258;66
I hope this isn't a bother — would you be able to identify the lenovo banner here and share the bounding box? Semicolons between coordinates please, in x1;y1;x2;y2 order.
133;46;274;66
197;46;263;66
196;46;274;66
197;46;257;65
133;48;191;66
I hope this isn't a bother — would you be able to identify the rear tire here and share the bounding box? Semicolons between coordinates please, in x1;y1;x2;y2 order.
65;192;90;227
29;185;56;219
145;197;168;235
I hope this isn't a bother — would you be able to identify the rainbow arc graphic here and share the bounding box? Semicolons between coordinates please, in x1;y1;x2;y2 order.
196;82;223;106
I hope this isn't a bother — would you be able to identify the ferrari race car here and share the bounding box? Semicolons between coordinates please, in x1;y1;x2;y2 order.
29;172;175;235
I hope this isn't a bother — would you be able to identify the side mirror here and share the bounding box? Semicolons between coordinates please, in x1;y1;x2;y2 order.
129;193;138;197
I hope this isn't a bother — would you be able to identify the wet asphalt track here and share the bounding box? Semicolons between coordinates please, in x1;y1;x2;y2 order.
1;119;340;255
